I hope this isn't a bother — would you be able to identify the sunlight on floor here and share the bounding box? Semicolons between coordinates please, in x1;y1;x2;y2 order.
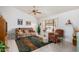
6;39;19;52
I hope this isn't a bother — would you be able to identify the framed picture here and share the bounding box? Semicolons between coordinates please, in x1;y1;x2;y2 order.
26;21;31;25
17;19;23;25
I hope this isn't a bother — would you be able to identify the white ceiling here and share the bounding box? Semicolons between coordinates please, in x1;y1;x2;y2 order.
15;6;79;19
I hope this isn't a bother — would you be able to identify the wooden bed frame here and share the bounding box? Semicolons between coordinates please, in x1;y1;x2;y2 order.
15;28;35;38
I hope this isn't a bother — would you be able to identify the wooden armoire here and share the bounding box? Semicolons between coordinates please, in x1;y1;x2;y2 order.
0;16;7;43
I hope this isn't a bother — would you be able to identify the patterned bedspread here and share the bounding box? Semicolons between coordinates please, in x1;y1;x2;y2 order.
15;36;48;52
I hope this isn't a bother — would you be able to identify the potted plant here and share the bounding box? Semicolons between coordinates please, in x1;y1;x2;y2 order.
0;41;7;52
37;24;41;35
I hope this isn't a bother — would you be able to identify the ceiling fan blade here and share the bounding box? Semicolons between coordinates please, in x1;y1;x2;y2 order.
37;12;41;14
31;6;42;15
34;12;36;15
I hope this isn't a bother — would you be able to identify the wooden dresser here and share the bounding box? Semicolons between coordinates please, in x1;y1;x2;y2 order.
0;16;7;44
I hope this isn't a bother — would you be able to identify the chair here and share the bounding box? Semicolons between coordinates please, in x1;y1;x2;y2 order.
55;29;64;42
48;29;64;43
48;33;60;43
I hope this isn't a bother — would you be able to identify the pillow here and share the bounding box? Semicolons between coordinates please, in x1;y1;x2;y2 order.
24;30;29;34
30;32;36;36
17;29;24;35
24;30;36;36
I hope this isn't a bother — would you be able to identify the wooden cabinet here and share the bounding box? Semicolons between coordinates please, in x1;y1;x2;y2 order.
0;16;7;43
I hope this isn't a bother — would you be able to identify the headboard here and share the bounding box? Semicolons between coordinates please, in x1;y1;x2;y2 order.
16;28;35;32
15;28;36;38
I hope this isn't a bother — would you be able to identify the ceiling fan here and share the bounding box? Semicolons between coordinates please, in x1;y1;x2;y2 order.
31;6;41;15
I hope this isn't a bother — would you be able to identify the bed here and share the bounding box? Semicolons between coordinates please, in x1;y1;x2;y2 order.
15;28;47;52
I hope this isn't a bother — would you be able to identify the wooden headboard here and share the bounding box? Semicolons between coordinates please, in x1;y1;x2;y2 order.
16;28;35;32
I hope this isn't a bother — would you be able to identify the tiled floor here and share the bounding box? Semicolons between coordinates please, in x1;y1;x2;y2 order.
6;39;78;52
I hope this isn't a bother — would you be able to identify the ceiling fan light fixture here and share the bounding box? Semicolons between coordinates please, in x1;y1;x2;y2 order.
32;6;41;15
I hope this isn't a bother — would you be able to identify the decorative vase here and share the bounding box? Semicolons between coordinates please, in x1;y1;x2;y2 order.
72;33;77;46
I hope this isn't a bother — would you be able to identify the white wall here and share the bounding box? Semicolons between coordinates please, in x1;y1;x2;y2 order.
0;7;38;39
40;9;79;43
0;6;79;42
0;7;38;31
